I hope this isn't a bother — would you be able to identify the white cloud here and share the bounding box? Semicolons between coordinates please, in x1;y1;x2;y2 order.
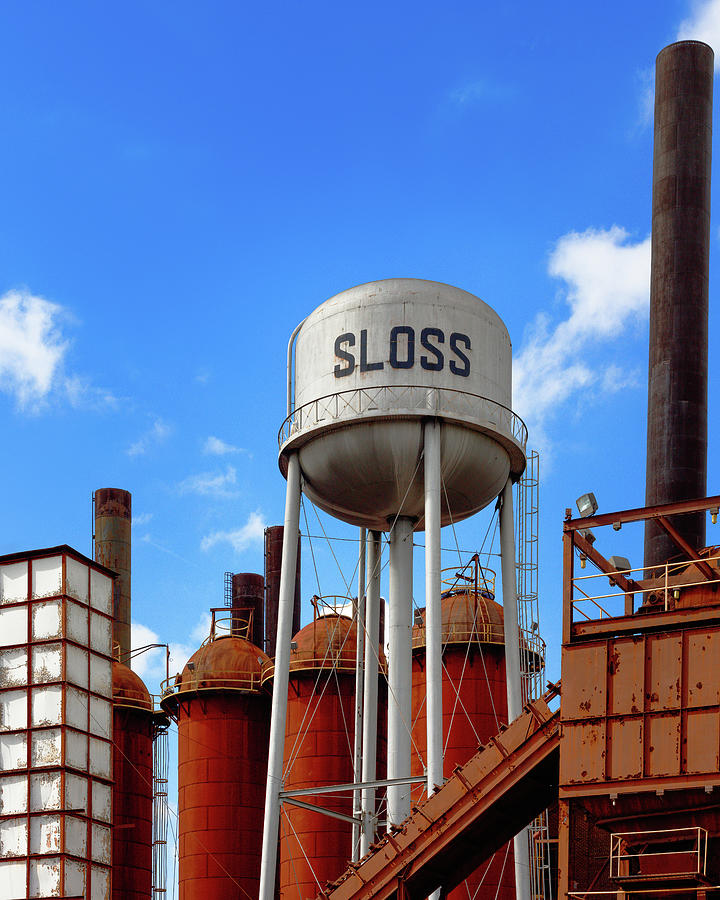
132;512;153;527
63;374;119;411
677;1;720;60
177;465;239;497
203;435;246;456
127;418;172;457
131;613;212;685
0;289;69;409
201;510;266;553
513;226;650;448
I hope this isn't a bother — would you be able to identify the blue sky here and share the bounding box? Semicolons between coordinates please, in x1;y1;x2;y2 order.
2;1;720;695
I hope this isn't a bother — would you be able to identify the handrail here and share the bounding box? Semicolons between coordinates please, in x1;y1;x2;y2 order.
278;385;528;450
571;553;720;624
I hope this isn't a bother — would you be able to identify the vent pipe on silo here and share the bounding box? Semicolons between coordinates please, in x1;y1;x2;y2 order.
231;572;265;647
644;40;713;569
264;525;301;657
94;488;132;659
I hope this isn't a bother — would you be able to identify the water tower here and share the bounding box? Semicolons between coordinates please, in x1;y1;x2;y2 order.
259;278;528;899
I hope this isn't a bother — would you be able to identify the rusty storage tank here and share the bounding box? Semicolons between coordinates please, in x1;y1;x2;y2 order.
112;661;154;900
263;604;385;897
161;613;271;900
411;560;515;899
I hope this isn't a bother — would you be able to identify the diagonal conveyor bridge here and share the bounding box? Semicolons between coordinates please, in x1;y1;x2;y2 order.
318;684;561;900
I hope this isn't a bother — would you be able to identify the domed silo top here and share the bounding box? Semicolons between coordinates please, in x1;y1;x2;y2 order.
166;636;270;701
280;279;526;531
412;592;505;652
113;660;153;712
262;612;358;683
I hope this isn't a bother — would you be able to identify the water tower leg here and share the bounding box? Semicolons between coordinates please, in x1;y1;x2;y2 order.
424;420;443;900
361;530;382;856
352;527;367;861
498;476;531;900
259;452;302;900
424;420;443;795
387;515;414;827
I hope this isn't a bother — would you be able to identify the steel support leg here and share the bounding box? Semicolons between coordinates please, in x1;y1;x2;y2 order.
387;515;413;827
352;527;367;861
259;452;301;900
361;530;382;855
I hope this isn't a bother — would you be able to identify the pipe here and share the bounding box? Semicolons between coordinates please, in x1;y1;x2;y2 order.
644;40;713;568
424;421;443;797
352;527;367;861
499;477;530;900
361;531;382;856
259;452;302;900
94;488;132;659
286;318;307;417
387;515;413;828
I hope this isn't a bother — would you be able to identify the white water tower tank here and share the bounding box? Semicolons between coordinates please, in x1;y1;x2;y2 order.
279;278;526;531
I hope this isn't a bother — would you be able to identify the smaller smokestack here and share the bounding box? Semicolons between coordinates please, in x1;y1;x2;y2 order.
264;526;301;657
231;572;265;647
94;488;132;659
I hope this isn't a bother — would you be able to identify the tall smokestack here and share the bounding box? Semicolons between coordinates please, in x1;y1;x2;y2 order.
94;488;132;659
645;40;713;568
264;525;301;657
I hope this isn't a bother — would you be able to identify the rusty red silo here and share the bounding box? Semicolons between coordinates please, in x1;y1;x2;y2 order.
161;622;271;900
263;607;375;897
113;660;154;900
411;564;515;899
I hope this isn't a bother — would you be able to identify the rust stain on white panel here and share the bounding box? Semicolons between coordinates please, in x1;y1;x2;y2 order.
30;772;61;811
0;607;28;647
31;557;62;599
32;600;62;640
0;774;27;815
31;643;62;683
0;562;28;604
90;569;112;616
0;817;28;857
31;728;61;766
66;558;89;603
0;734;28;770
0;689;28;731
0;648;28;687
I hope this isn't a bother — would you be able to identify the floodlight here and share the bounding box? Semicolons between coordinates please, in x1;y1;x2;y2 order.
578;527;596;545
609;556;631;573
576;492;598;517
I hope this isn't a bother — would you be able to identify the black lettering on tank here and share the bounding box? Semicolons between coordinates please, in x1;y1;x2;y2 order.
420;327;444;371
389;326;415;369
334;332;356;377
360;329;384;372
449;332;471;377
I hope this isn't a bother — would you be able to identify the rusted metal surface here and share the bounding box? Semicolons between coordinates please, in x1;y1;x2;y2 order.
319;686;560;900
645;41;713;569
275;615;360;897
161;634;271;899
94;488;132;658
231;572;265;647
411;591;515;899
264;525;301;658
560;493;720;893
113;661;154;900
